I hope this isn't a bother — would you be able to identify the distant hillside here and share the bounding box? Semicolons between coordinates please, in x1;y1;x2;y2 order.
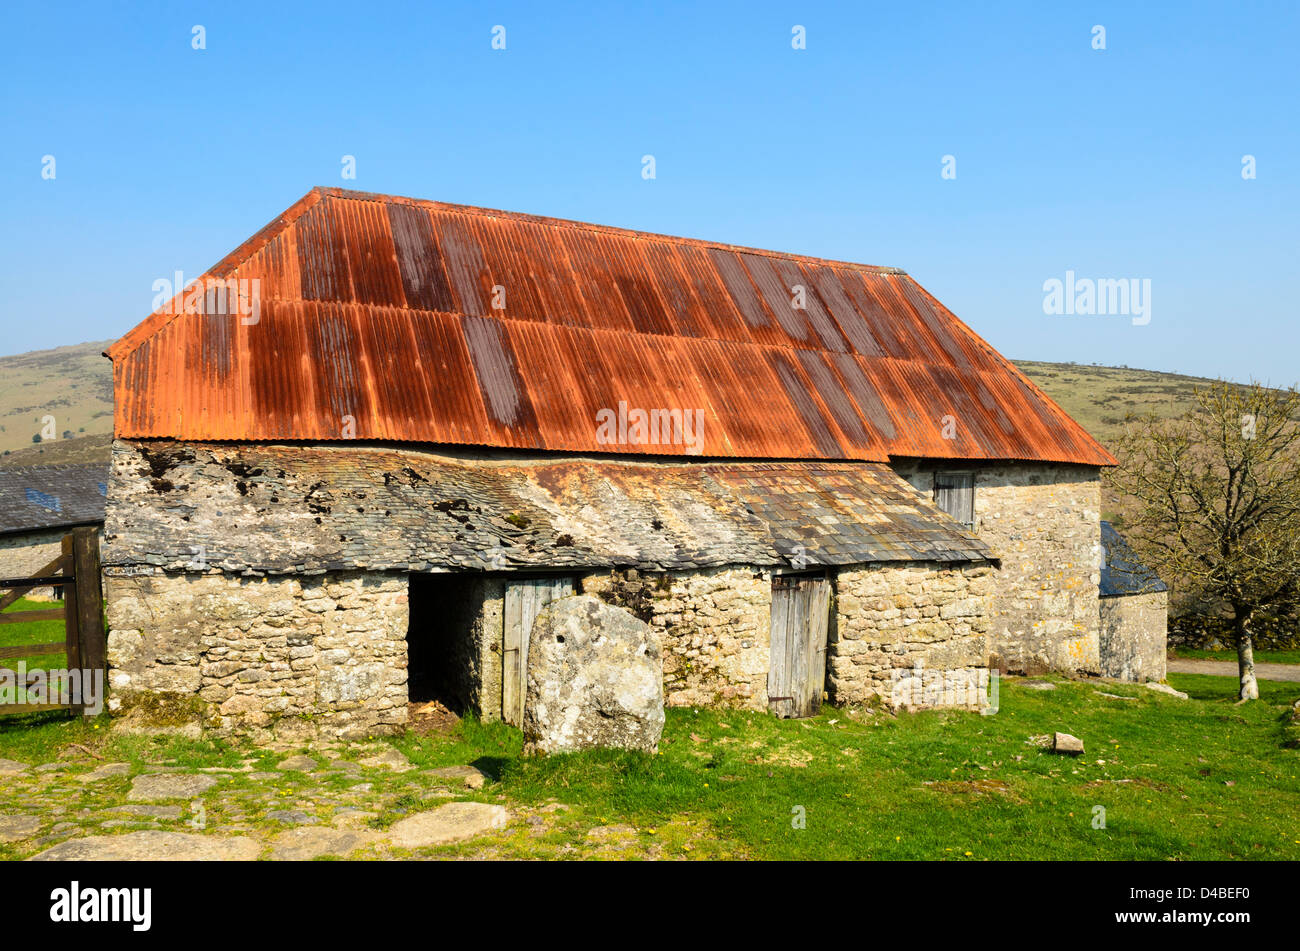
0;341;114;460
1012;360;1217;451
0;340;1222;469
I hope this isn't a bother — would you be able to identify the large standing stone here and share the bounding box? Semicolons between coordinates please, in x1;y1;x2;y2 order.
523;595;664;754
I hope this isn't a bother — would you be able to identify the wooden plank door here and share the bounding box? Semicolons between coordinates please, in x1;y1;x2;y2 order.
767;575;830;718
502;577;574;726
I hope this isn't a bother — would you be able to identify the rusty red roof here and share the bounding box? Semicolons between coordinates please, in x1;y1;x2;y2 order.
107;187;1115;466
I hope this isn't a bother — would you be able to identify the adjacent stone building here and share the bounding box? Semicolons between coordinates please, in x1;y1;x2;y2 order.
101;187;1128;740
0;465;107;598
1098;521;1168;682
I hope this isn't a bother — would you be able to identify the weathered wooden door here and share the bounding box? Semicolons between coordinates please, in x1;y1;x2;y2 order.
502;577;574;726
767;575;830;718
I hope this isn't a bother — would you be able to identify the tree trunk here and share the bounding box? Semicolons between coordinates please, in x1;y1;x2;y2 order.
1234;613;1259;701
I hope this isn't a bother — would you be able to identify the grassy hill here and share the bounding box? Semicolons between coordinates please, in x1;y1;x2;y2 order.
0;340;1221;470
1012;360;1217;452
0;341;114;463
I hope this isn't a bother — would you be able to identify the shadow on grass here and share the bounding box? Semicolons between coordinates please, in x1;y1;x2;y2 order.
1169;671;1298;705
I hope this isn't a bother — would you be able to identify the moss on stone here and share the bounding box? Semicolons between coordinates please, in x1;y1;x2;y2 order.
115;690;212;728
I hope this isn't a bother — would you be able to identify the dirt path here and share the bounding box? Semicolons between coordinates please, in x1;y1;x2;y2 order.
1168;658;1300;683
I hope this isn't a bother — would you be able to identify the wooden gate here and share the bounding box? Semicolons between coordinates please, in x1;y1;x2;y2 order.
502;576;574;726
0;527;104;716
767;574;830;718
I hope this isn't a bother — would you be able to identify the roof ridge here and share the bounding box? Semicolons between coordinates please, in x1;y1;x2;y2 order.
317;187;909;277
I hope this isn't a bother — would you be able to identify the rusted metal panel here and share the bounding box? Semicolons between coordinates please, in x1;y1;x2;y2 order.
107;187;1115;466
461;314;539;437
387;201;457;313
708;248;773;331
431;213;489;316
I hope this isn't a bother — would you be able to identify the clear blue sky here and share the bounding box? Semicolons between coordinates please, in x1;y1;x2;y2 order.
2;1;1296;385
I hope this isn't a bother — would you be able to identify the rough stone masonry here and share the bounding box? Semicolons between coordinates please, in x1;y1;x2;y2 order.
105;571;409;742
894;463;1102;676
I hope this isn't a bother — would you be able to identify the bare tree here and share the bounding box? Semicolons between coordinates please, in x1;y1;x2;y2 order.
1110;381;1300;699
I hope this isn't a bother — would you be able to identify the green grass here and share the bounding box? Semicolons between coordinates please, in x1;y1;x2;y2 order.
1172;647;1300;665
2;674;1297;860
0;596;67;668
455;675;1300;860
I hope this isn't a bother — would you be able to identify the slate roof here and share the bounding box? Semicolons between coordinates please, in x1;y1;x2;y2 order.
0;464;109;537
106;187;1114;467
1100;520;1167;597
103;440;993;575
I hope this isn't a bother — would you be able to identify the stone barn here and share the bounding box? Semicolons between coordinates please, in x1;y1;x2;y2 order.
101;187;1119;741
1098;521;1168;682
0;464;107;599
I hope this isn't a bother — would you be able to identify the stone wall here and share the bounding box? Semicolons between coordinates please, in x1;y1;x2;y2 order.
0;527;93;599
1100;591;1168;682
582;567;773;711
829;562;993;709
893;462;1101;675
105;569;409;741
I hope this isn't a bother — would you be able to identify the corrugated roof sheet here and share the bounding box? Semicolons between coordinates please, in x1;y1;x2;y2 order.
103;440;994;574
1100;521;1167;596
107;188;1114;466
0;464;109;536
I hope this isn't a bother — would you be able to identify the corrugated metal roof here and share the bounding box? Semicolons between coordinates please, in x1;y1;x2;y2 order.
0;464;109;536
107;187;1115;466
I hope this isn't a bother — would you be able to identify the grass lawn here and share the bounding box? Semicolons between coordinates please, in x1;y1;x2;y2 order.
1;671;1297;860
0;596;68;671
0;597;72;705
1171;647;1300;665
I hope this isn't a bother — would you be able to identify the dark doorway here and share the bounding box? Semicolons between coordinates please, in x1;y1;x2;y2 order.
407;573;478;711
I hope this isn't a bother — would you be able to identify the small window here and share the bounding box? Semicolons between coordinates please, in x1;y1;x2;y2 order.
934;471;975;527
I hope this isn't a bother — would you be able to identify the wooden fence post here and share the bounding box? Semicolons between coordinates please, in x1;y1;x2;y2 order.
71;527;104;674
